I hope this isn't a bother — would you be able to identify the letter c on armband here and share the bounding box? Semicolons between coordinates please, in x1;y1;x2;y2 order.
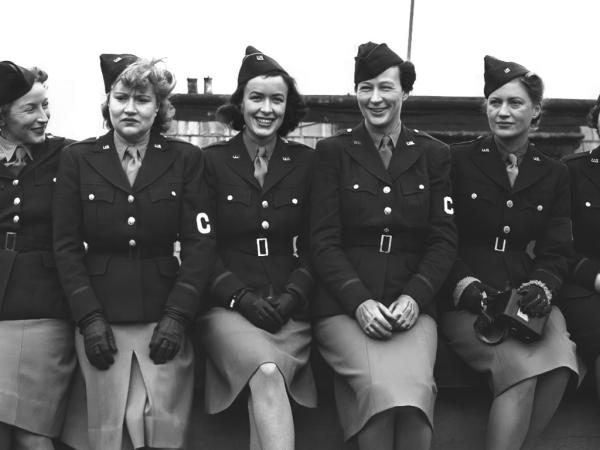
443;196;454;215
196;212;211;234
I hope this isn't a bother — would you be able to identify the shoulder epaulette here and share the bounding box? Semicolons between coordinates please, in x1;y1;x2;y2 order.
164;135;191;144
411;129;449;146
450;135;485;148
202;138;231;150
561;150;591;164
333;127;353;137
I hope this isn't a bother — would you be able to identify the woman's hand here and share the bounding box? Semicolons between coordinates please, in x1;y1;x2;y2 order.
389;295;420;331
355;299;393;339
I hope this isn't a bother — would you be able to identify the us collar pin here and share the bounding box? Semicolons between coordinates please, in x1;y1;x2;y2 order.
282;156;291;161
533;156;540;162
353;140;361;145
481;147;490;152
406;141;415;146
102;145;110;150
154;144;162;149
232;154;240;159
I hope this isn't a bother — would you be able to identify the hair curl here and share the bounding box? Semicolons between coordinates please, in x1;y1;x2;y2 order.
216;71;306;137
101;58;176;133
587;94;600;132
353;61;416;93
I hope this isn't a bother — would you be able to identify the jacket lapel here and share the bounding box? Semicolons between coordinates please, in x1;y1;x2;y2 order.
511;144;547;194
387;126;423;181
580;147;600;192
344;123;391;184
262;138;296;195
82;131;131;192
470;136;511;191
132;134;178;192
224;134;261;190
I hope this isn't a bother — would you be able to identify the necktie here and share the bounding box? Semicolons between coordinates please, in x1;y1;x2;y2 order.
6;146;29;175
506;153;518;188
379;135;393;169
253;147;268;187
123;147;142;186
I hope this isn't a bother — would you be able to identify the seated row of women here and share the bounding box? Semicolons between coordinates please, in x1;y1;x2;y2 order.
0;42;598;450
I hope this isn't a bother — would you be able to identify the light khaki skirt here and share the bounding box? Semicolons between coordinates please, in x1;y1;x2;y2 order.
0;318;75;437
61;323;194;450
440;306;582;396
314;314;437;440
198;307;317;413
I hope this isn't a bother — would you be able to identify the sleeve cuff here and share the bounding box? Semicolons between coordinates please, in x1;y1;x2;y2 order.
68;285;102;323
339;278;372;316
210;271;246;307
403;274;435;309
452;276;480;307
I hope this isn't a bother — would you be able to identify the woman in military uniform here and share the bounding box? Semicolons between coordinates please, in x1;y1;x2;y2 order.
559;94;600;395
311;42;456;449
198;46;316;450
440;56;580;450
0;62;75;450
54;54;215;450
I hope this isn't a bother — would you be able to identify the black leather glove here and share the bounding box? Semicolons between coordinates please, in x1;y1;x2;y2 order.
270;292;302;323
517;284;551;317
459;281;499;314
79;311;117;371
149;308;188;365
238;290;284;333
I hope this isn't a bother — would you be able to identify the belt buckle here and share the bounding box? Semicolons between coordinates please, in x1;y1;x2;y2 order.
379;234;392;254
4;232;16;251
256;238;269;257
494;237;506;252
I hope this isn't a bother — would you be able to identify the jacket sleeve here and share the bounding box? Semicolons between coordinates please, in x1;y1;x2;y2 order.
167;147;216;319
402;143;458;310
310;139;373;316
53;145;102;322
529;163;571;293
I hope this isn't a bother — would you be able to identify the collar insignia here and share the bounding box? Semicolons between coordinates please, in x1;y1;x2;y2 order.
533;156;540;162
481;147;490;152
592;158;599;163
406;141;415;146
232;154;240;159
154;144;162;149
353;140;361;145
102;145;110;150
282;156;291;161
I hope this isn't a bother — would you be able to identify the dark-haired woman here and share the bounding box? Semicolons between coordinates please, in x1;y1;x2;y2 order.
55;54;215;450
0;62;75;450
311;42;456;450
198;46;316;450
559;94;600;397
440;56;580;450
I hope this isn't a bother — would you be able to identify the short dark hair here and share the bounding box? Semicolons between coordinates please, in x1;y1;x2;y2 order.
354;61;416;93
101;58;175;133
216;71;306;137
587;94;600;131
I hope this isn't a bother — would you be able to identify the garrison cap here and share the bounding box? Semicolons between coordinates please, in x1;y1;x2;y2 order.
0;61;35;106
354;42;404;85
100;53;139;93
484;55;531;98
237;46;287;86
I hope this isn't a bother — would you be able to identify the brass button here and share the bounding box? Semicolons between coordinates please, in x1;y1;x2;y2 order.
383;227;390;233
262;200;269;208
586;202;592;207
227;195;233;201
13;215;19;224
418;184;425;190
128;195;135;203
471;193;477;199
128;239;136;247
384;207;392;215
88;194;95;201
53;177;57;183
13;197;20;206
383;186;391;194
291;198;298;205
261;220;269;230
12;180;18;186
127;217;136;226
506;200;513;208
537;205;543;212
171;191;177;197
503;225;511;234
353;184;359;190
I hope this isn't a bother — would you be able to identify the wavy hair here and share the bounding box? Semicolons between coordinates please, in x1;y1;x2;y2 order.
101;58;176;133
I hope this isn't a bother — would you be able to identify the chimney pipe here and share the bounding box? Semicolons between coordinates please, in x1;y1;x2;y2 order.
186;78;198;94
204;77;213;94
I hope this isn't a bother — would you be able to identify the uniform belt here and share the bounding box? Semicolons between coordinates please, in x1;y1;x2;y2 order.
343;231;425;254
0;232;52;252
219;237;294;257
87;245;174;259
463;237;531;253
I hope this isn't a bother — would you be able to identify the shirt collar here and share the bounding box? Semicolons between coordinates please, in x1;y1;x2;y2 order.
364;119;402;149
493;137;529;166
113;131;149;161
0;134;34;162
242;130;277;161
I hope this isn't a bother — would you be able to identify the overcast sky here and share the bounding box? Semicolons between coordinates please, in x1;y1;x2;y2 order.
5;0;599;139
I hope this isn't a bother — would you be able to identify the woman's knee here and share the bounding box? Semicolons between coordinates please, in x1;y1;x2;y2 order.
249;362;285;395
